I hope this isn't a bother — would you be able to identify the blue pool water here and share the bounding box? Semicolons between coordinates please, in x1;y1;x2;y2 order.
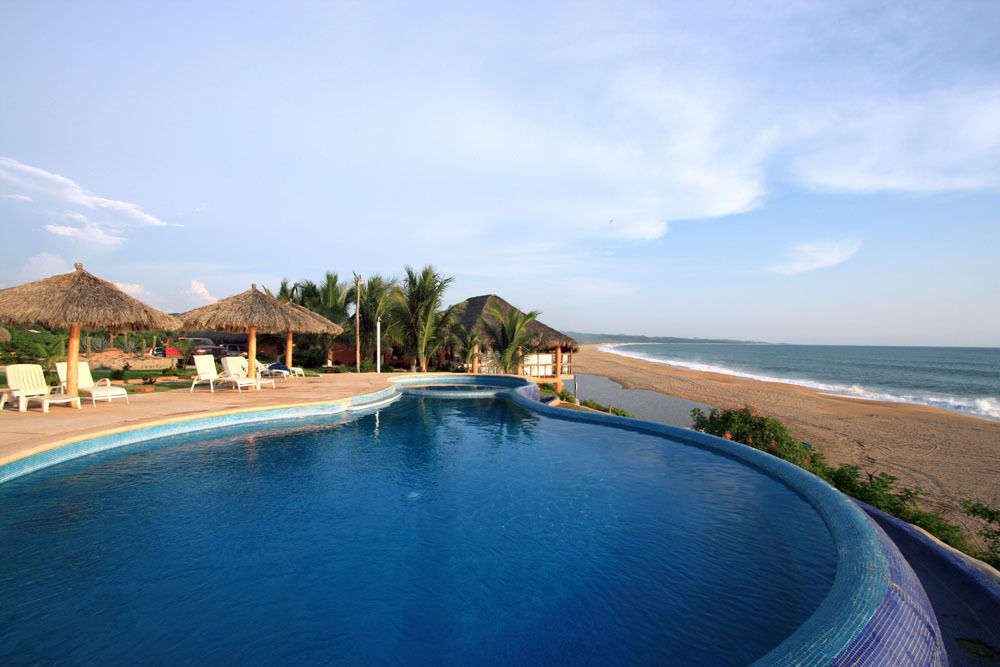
0;396;837;664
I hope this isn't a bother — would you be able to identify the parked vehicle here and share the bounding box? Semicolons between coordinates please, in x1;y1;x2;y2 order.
223;343;248;356
145;337;227;360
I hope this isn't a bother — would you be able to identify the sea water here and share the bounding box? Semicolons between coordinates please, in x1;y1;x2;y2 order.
603;343;1000;420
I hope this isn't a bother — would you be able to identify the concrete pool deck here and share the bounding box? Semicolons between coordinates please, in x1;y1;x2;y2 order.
0;372;396;468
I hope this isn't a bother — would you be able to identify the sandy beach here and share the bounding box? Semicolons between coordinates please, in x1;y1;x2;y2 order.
574;345;1000;535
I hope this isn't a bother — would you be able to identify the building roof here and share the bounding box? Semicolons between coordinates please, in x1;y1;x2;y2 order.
455;294;579;353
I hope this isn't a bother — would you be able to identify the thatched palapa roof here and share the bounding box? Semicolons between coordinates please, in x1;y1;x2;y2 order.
178;285;338;334
286;301;344;335
456;294;579;352
0;263;181;330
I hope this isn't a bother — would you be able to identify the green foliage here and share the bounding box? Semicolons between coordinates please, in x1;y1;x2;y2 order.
110;369;126;381
172;339;198;368
292;347;327;368
350;274;400;364
455;325;484;371
962;500;1000;568
538;383;574;402
392;265;463;372
691;406;831;474
691;405;973;555
0;326;68;366
86;335;110;352
579;398;636;418
479;305;541;374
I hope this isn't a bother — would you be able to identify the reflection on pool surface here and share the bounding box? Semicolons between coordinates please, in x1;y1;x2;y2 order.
0;396;837;664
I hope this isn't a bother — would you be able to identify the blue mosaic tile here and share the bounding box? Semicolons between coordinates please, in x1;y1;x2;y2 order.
831;518;947;665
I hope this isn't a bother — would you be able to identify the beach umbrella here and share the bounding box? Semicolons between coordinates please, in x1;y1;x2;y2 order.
0;262;182;396
284;301;343;369
178;285;336;377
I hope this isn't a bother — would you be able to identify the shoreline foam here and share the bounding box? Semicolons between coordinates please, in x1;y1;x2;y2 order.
598;343;1000;421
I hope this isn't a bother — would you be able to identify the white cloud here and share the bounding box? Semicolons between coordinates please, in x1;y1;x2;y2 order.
20;252;71;281
789;88;1000;193
187;280;217;304
769;240;863;275
0;157;169;225
0;157;179;248
115;282;150;297
44;212;126;245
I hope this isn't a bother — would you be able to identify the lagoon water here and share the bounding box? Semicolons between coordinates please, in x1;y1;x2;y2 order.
603;343;1000;421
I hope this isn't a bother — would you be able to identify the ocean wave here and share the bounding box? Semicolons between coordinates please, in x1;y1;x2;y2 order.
597;344;1000;421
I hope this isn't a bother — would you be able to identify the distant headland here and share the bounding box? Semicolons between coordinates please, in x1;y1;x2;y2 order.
565;332;766;345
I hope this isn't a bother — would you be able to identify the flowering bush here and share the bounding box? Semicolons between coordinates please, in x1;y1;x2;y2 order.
690;405;826;472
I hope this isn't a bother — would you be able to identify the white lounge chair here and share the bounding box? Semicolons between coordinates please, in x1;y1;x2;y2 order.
1;364;82;413
222;357;275;390
56;361;130;407
193;354;257;392
190;354;256;392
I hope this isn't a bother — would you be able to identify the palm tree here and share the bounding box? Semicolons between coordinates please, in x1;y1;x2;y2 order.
392;265;464;372
317;272;351;328
297;272;352;365
276;278;294;303
349;274;399;364
454;324;483;372
480;304;541;374
292;279;321;310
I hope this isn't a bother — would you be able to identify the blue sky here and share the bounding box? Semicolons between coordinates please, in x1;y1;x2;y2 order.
2;1;998;345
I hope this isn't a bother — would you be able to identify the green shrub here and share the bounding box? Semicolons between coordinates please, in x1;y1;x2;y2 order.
109;369;125;381
579;398;636;418
962;500;1000;568
292;348;327;368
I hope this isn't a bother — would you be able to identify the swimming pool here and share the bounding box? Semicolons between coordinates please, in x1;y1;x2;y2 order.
0;376;944;664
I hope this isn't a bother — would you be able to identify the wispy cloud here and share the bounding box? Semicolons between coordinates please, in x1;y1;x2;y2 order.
1;157;176;249
769;239;862;275
187;280;217;304
0;157;172;226
788;88;1000;193
45;212;126;245
115;282;151;298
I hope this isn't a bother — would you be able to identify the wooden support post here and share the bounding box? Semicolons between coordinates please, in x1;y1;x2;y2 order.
66;323;81;396
472;344;479;374
554;346;563;392
286;331;294;370
248;326;258;380
517;346;522;376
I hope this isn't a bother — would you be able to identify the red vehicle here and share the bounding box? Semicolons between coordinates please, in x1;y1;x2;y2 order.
146;337;227;360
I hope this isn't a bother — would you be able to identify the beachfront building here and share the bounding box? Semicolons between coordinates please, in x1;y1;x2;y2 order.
454;294;578;391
